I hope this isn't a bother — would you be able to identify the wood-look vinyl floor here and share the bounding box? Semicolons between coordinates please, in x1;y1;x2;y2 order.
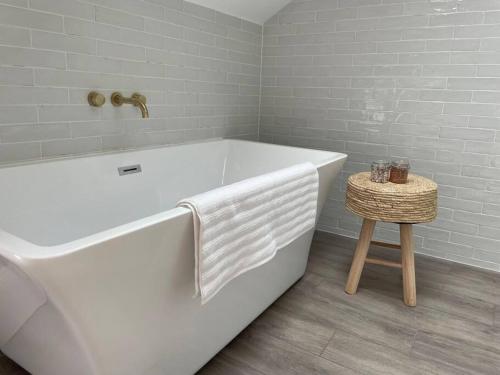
2;232;499;375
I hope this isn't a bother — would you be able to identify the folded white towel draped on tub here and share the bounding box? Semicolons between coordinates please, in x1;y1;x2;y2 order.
177;162;319;304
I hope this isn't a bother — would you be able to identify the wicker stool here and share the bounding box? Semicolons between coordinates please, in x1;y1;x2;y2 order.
344;172;437;306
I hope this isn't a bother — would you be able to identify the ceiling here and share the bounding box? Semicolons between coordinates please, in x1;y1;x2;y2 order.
187;0;293;24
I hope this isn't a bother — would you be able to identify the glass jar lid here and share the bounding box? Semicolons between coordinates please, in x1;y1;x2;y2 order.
371;160;391;168
391;159;410;168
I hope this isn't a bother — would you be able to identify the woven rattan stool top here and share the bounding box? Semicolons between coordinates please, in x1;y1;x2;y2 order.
346;172;438;223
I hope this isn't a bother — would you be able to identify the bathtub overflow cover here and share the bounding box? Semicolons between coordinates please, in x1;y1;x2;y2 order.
118;164;142;176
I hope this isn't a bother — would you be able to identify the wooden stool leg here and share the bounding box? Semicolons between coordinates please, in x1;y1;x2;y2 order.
400;223;416;306
345;218;376;295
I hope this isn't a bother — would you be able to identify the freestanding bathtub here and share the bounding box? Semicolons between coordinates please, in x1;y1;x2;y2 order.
0;139;346;375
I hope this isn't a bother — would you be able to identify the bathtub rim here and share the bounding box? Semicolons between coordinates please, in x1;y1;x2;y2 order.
0;139;347;260
0;138;343;170
0;137;229;170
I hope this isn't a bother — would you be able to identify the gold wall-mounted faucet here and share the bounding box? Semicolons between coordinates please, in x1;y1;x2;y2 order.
111;92;149;118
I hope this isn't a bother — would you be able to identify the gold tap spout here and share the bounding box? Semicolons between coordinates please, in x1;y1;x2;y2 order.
111;92;149;118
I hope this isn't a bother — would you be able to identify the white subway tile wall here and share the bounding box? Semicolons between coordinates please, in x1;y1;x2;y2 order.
261;0;500;271
1;0;500;272
0;0;262;162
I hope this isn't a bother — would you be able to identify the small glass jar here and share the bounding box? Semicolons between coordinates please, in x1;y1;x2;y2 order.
370;160;391;183
389;159;410;184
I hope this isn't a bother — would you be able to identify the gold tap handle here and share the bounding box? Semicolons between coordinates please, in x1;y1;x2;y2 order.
111;92;124;106
88;91;105;107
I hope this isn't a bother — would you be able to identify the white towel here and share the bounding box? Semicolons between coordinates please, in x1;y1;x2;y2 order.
177;162;319;304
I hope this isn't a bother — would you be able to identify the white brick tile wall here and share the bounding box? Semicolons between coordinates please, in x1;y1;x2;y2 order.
0;66;33;85
0;45;66;68
0;4;63;31
0;24;31;46
261;0;500;271
29;0;94;20
95;7;145;30
32;31;97;54
0;0;261;163
1;0;500;272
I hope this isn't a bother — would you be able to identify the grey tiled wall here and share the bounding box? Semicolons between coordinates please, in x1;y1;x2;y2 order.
261;0;500;271
0;0;262;162
2;0;500;272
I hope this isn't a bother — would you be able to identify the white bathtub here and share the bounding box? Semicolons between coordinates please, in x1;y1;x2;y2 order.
0;139;346;375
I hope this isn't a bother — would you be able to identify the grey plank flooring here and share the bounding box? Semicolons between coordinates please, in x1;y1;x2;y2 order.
1;232;500;375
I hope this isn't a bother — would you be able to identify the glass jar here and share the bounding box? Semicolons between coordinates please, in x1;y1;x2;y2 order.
370;160;391;183
389;159;410;184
